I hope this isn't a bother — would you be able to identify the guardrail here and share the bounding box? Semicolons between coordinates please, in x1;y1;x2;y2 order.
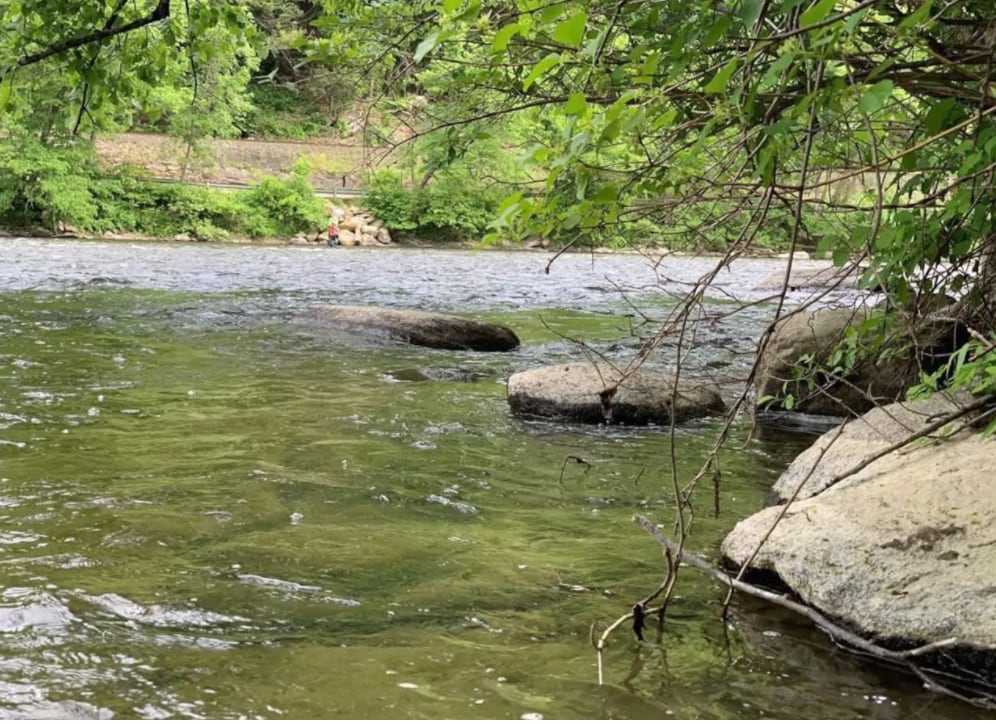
146;177;367;199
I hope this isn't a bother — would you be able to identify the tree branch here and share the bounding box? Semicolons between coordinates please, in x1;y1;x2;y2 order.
16;0;171;69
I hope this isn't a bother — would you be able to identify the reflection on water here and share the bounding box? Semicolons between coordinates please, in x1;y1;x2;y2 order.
0;239;983;718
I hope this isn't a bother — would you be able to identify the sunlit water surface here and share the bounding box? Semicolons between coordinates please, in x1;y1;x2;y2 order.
0;239;983;719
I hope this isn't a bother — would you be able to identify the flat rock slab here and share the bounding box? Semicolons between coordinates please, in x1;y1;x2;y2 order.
507;363;726;425
723;394;996;652
770;392;976;501
313;306;519;351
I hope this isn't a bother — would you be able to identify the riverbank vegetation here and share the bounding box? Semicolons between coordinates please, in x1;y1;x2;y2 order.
0;0;844;250
0;140;326;240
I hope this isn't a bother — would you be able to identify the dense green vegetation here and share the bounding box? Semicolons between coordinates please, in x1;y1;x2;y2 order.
0;139;325;240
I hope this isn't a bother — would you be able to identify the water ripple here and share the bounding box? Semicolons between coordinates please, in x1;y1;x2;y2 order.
79;593;249;629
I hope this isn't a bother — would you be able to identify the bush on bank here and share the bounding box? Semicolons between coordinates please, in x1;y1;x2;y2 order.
0;141;327;241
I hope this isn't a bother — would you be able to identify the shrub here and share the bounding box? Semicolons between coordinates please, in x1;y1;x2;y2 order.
0;141;100;231
242;162;326;236
363;170;420;231
363;167;506;241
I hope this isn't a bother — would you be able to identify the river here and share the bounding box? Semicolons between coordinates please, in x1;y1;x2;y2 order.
0;238;983;718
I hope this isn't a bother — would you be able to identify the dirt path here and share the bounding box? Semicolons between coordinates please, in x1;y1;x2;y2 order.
93;132;393;190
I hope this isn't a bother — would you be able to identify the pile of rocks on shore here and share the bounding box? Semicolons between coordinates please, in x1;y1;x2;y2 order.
286;205;395;247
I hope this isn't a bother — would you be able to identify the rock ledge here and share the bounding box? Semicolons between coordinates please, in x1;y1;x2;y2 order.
723;393;996;654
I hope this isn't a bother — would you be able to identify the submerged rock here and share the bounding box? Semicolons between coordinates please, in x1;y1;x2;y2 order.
507;362;725;425
386;366;490;383
313;306;520;351
723;392;996;655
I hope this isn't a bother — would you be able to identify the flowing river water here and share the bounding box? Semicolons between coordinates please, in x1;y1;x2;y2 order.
0;238;985;719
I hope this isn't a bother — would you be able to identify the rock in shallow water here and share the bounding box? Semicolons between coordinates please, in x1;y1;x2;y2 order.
313;305;519;351
723;392;996;654
507;362;726;425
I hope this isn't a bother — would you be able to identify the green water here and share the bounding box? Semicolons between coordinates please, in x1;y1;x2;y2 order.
0;244;985;718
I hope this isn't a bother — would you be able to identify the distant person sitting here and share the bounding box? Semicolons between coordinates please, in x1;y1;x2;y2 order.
327;209;342;247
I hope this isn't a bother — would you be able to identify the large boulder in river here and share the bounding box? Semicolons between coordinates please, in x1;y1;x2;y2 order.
314;306;520;351
507;362;725;425
722;392;996;655
768;391;977;502
755;306;915;416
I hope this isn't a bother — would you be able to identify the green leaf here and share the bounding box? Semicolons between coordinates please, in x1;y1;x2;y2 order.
493;23;520;53
593;184;618;203
925;97;956;135
569;131;589;155
705;60;738;94
857;79;894;114
414;29;441;63
453;1;481;22
898;0;934;30
541;4;565;23
553;11;588;48
703;16;731;47
498;191;524;212
564;92;587;115
800;0;836;27
739;0;763;28
844;6;868;31
523;53;561;91
599;118;621;143
899;149;918;171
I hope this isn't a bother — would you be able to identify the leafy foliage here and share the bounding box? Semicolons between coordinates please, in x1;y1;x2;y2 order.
241;161;327;237
395;0;996;404
0;141;101;230
0;141;324;240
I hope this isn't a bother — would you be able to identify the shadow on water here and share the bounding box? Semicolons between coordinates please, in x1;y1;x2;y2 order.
0;239;984;718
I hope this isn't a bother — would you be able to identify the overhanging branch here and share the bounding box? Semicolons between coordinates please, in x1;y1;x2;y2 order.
16;0;171;69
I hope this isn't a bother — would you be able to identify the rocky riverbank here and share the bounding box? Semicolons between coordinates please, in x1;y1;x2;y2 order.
724;391;996;699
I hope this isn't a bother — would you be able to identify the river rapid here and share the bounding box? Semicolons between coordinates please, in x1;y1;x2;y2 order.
0;238;983;719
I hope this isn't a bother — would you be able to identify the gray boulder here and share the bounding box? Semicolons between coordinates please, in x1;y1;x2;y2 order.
770;391;976;501
759;260;867;290
722;394;996;652
313;306;519;351
507;362;725;425
755;305;916;416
